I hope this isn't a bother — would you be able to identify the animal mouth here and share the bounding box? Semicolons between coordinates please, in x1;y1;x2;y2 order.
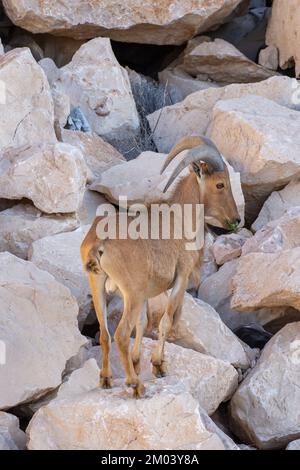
206;224;233;236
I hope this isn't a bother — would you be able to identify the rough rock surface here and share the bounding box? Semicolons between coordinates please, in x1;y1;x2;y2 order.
29;227;91;327
0;412;27;450
242;208;300;256
286;439;300;451
183;37;275;83
3;0;244;45
209;95;300;219
53;38;139;142
231;248;300;311
27;337;240;450
0;142;88;214
0;203;79;260
108;292;251;369
27;388;235;450
0;252;86;410
258;45;279;71
147;76;300;153
0;48;56;150
198;259;287;330
212;229;252;265
252;180;300;232
266;0;300;77
61;129;125;181
230;323;300;449
159;66;219;104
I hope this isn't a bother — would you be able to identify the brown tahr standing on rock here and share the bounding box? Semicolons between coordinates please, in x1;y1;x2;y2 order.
81;135;241;397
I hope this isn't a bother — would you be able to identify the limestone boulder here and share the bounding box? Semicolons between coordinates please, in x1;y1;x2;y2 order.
159;66;219;104
258;45;279;71
90;151;176;205
0;142;88;214
198;259;287;330
0;48;56;149
27;387;237;450
61;129;125;181
147;76;300;153
3;0;244;45
212;229;252;265
53;38;139;143
29;227;92;327
0;203;79;259
0;412;26;450
27;337;240;450
252;180;300;232
230;323;300;449
231;248;300;312
77;190;109;226
209;95;300;220
109;293;251;370
266;0;300;77
183;37;275;83
243;208;300;256
0;252;87;410
286;439;300;450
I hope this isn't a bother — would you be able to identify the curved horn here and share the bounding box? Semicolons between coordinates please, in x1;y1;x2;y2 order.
160;136;206;175
163;142;225;193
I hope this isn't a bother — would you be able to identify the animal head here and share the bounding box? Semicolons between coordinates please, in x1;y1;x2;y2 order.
161;136;241;232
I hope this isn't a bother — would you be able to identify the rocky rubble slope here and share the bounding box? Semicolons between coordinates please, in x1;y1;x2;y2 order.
0;0;300;451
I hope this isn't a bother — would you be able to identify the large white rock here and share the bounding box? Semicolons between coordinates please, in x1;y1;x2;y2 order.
286;439;300;450
209;95;300;219
198;259;287;330
230;323;300;449
0;252;87;410
108;292;251;370
3;0;244;45
77;189;109;226
266;0;300;77
27;387;237;450
0;203;79;259
147;76;300;153
252;180;300;232
159;66;220;104
183;37;275;83
231;248;300;312
53;38;139;142
0;412;27;450
0;48;56;149
243;208;300;256
27;338;240;450
29;227;91;327
149;293;251;370
0;142;88;214
61;129;125;181
212;229;252;265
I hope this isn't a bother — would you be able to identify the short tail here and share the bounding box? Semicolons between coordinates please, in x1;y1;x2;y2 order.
85;244;104;275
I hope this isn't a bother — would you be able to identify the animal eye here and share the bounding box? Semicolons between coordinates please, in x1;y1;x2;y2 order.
216;183;224;189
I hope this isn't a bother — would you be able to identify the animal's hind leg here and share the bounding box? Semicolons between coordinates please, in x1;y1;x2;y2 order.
114;296;145;398
151;274;188;378
131;301;148;375
87;272;112;389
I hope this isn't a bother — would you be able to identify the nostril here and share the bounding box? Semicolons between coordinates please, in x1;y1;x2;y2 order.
235;218;241;226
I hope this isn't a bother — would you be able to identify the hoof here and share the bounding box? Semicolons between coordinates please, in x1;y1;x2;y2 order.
100;375;113;389
126;380;145;398
152;362;167;378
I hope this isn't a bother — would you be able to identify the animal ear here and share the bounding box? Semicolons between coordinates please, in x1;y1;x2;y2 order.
194;162;211;177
